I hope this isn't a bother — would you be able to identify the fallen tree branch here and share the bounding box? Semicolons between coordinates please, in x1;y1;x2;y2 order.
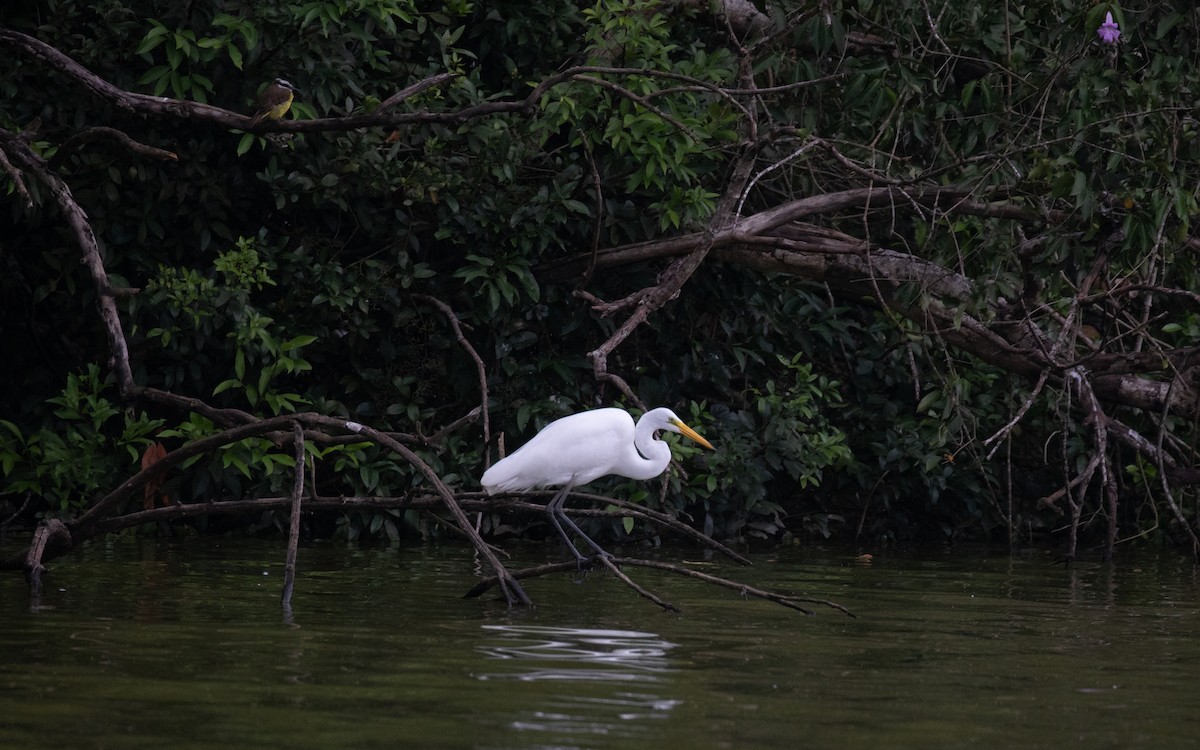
303;415;531;607
59;492;745;560
617;557;855;616
5;478;764;609
2;411;533;608
464;555;856;616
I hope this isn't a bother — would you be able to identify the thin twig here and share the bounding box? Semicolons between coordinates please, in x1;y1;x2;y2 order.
413;295;490;457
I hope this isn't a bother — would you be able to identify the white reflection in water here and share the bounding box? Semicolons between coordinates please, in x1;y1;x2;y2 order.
477;625;677;682
476;625;682;746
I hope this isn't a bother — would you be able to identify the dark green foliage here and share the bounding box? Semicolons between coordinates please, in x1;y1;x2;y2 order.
0;365;163;516
3;0;1200;552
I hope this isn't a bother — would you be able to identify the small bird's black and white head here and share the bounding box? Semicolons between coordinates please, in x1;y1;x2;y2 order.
274;78;300;93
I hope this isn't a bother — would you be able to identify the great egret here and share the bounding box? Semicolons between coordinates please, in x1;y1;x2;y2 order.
481;407;715;560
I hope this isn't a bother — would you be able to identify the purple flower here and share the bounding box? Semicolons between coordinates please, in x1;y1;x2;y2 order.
1097;11;1120;44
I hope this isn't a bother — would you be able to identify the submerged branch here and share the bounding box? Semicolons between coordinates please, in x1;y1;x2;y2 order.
465;555;855;616
280;422;305;607
597;555;681;612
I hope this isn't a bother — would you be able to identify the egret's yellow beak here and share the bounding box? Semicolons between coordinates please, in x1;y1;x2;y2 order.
671;418;715;450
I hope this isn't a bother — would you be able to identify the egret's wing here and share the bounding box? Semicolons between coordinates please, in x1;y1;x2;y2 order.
482;409;632;491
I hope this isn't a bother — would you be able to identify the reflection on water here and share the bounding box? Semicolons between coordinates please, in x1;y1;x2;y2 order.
3;540;1200;750
476;625;681;746
478;625;677;681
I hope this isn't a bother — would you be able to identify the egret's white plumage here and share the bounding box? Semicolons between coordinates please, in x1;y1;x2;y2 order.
481;407;714;560
481;407;713;492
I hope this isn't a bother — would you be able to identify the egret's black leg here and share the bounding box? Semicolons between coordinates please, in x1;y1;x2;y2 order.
546;483;586;563
548;486;611;561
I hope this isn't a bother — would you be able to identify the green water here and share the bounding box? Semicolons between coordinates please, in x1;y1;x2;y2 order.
1;539;1198;749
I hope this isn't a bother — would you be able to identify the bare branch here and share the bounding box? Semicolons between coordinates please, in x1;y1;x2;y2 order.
375;72;459;112
0;31;763;138
0;128;135;394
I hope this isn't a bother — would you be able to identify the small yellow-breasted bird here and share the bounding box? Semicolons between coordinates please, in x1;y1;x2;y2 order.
249;78;299;127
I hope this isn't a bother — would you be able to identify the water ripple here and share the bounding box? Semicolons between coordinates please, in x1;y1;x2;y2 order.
474;626;683;746
476;625;678;683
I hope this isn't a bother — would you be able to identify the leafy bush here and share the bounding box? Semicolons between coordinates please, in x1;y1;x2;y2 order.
4;0;1200;553
0;366;163;516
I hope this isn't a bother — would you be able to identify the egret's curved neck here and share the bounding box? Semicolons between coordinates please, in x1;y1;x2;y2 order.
627;414;672;480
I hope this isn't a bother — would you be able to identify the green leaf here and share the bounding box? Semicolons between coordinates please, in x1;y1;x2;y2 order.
282;335;317;351
916;390;942;415
136;23;170;55
213;379;240;395
1070;170;1087;198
